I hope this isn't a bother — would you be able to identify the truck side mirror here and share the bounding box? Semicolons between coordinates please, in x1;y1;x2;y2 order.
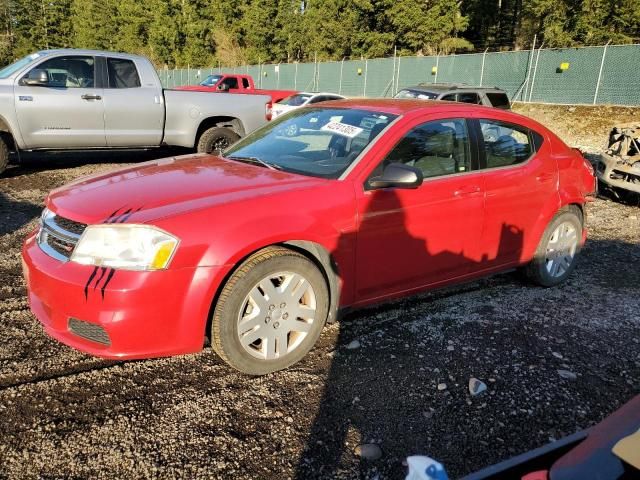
23;69;49;86
368;163;423;190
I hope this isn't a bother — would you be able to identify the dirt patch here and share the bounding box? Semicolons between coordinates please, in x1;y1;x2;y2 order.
0;121;639;479
513;102;640;152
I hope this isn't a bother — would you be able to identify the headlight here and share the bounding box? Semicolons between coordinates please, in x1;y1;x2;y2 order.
70;225;179;271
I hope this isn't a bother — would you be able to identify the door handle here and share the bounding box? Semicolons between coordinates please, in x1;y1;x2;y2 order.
81;94;102;100
453;185;481;196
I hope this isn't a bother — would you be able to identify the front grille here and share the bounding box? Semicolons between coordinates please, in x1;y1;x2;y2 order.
45;234;76;258
38;212;86;261
68;318;111;346
52;216;87;236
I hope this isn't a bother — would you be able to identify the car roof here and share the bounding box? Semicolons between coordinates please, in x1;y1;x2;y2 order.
313;98;476;115
401;84;507;93
311;98;552;134
35;48;148;61
295;92;345;97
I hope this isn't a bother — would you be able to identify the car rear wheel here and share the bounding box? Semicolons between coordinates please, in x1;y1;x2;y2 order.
211;246;329;375
525;208;582;287
196;126;240;155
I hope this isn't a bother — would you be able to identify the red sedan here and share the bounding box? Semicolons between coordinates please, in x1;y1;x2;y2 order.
22;99;596;374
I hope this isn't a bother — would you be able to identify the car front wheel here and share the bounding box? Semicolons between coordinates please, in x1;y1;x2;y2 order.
525;208;583;287
211;246;329;375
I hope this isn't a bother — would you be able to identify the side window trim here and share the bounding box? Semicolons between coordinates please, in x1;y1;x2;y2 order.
473;117;539;171
96;56;108;89
22;55;97;88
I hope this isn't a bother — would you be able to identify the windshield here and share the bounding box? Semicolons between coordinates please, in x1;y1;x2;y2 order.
200;74;222;86
278;94;313;106
394;89;438;100
224;107;397;179
0;53;41;79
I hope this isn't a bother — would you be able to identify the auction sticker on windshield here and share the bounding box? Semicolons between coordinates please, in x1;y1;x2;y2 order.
321;121;364;138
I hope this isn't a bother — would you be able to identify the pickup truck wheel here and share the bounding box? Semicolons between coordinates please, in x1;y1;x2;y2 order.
525;209;583;287
211;246;329;375
197;127;240;154
0;135;9;175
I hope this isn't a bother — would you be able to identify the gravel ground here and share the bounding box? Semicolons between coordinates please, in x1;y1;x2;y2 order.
1;107;639;479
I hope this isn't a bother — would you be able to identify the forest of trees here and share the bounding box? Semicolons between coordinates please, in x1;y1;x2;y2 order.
0;0;638;68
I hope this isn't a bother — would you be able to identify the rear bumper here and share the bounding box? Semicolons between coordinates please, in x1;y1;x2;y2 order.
22;230;228;359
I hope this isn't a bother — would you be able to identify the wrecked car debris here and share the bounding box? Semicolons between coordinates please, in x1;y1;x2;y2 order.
596;124;640;196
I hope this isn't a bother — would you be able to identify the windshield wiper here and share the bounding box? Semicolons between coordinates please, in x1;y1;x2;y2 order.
226;155;281;171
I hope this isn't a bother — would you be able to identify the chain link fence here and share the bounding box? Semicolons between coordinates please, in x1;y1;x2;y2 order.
156;43;640;106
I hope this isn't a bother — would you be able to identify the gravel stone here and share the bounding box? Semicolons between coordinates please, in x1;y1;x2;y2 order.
354;443;382;461
469;378;488;396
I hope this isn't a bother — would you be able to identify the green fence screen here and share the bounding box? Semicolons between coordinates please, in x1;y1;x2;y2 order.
158;44;640;106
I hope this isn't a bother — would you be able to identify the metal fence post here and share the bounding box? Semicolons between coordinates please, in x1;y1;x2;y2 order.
277;63;280;89
434;54;439;83
187;64;190;85
339;58;344;94
479;48;488;86
294;62;298;90
522;35;537;101
395;56;401;95
314;52;318;91
528;42;544;102
259;60;263;88
363;59;368;96
593;40;611;105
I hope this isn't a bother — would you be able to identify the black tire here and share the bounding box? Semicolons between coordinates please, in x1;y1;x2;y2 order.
196;126;240;154
0;135;9;175
525;208;583;287
211;246;329;375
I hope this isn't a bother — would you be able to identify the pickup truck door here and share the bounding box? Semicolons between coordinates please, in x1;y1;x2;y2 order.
14;55;106;148
101;57;164;147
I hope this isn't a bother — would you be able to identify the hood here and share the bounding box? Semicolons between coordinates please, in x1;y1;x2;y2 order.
47;154;325;225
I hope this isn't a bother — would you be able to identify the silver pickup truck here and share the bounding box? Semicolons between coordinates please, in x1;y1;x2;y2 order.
0;49;271;174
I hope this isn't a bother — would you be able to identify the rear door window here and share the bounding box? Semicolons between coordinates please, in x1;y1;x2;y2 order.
479;119;533;168
440;94;457;102
107;58;140;88
458;92;481;104
242;77;250;88
485;92;511;109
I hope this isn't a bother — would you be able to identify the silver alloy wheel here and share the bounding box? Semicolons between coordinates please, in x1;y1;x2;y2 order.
545;221;578;278
237;271;316;360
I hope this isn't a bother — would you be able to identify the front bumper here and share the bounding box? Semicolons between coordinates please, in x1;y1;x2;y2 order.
22;230;228;360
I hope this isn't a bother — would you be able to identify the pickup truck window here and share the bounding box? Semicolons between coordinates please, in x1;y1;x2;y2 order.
0;53;41;78
225;107;397;179
200;74;222;87
242;78;250;88
30;56;95;88
221;77;239;89
107;58;141;88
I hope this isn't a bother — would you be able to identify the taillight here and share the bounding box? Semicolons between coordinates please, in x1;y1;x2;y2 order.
265;101;272;121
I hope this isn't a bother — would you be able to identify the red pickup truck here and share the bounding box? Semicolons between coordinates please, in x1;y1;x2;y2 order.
176;73;298;106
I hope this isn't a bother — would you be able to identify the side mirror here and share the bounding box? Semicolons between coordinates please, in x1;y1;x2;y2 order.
23;69;49;86
217;83;230;91
368;163;423;190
